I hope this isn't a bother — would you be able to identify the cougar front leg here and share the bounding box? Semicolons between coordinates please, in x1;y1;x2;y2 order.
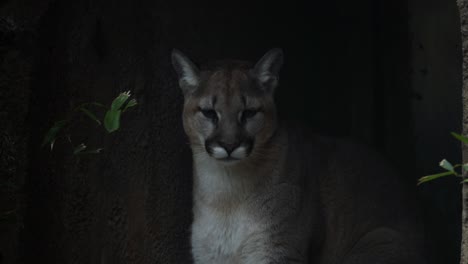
237;232;305;264
341;227;425;264
237;184;305;263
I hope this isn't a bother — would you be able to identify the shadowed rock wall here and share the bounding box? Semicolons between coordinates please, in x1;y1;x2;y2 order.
0;0;462;263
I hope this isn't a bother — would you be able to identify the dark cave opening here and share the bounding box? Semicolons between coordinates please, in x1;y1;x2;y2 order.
0;0;463;263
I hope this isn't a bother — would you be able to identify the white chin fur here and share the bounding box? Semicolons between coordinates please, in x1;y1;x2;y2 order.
230;146;247;159
211;147;229;159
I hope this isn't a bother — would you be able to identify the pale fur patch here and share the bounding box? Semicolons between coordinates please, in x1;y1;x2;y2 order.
193;155;258;229
191;151;285;263
230;146;248;159
173;52;199;86
212;146;229;159
180;74;198;87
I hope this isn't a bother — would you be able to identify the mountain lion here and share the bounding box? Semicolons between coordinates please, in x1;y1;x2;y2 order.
171;48;425;264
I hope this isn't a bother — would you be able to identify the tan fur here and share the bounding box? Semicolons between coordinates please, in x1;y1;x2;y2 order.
172;49;425;264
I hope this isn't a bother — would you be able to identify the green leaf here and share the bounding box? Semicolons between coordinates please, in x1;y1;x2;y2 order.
42;120;68;150
104;109;121;133
79;107;101;125
73;143;87;154
439;159;454;172
418;171;456;185
123;98;138;112
451;132;468;144
463;163;468;172
111;91;131;111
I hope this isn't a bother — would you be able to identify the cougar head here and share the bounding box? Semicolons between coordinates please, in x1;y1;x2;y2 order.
171;48;283;163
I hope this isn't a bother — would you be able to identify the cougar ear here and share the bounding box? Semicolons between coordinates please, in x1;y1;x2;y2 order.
171;49;200;95
253;48;284;93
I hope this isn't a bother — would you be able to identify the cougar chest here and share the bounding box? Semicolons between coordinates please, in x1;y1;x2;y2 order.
191;203;260;257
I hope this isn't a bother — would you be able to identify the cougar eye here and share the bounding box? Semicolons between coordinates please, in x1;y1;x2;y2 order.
241;109;258;122
200;108;218;121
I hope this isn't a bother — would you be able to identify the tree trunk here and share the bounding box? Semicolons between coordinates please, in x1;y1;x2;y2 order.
458;1;468;263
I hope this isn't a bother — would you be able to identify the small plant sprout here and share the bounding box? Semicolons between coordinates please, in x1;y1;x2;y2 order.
418;132;468;185
42;91;138;155
104;91;137;133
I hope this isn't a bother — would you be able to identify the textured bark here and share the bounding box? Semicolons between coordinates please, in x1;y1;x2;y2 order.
0;1;55;262
0;18;30;264
24;1;194;263
458;1;468;263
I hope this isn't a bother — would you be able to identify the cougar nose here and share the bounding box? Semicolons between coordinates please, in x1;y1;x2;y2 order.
218;141;240;155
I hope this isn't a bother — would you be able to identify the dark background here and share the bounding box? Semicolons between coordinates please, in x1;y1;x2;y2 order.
0;0;462;263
